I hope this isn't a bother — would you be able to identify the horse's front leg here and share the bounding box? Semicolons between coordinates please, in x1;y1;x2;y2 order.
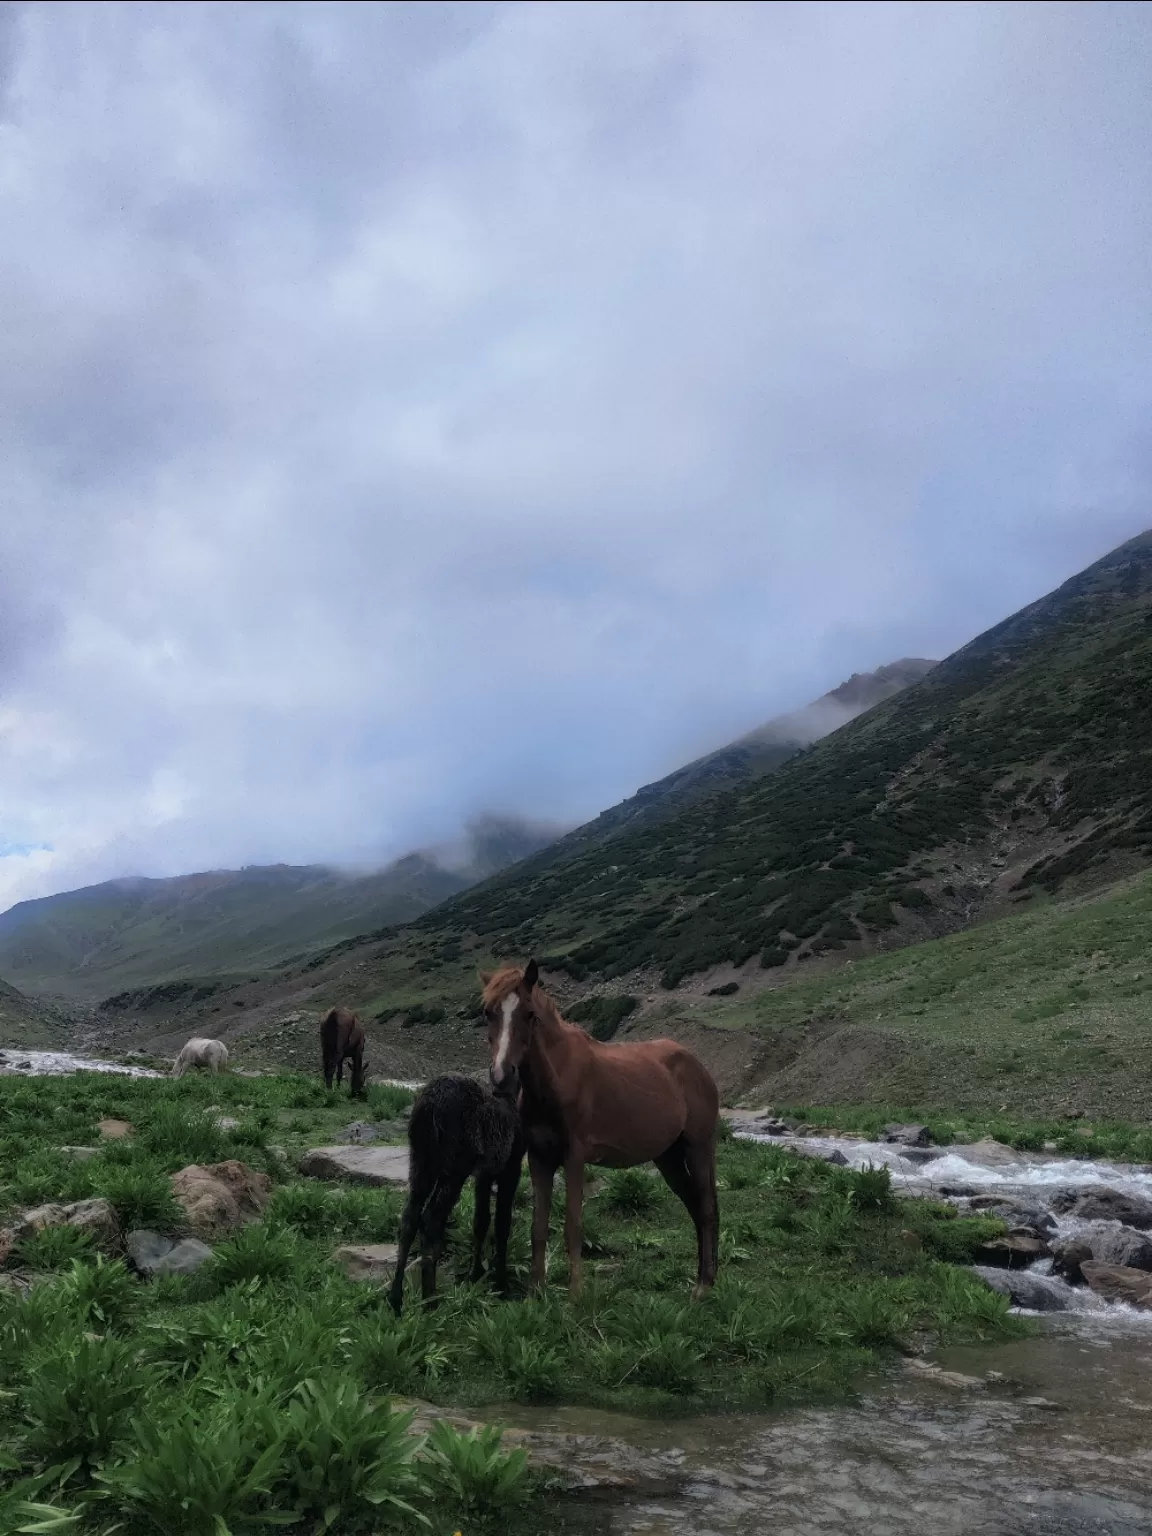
563;1157;586;1297
471;1174;493;1284
492;1150;523;1297
529;1152;555;1292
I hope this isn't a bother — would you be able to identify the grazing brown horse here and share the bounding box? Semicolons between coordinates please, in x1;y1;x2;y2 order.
320;1006;366;1096
479;960;720;1298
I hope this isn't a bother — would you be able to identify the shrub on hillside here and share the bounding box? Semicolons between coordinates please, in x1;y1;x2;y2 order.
566;994;639;1041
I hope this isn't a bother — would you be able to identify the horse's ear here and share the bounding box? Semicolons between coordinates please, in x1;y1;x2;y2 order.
523;958;539;991
478;969;493;987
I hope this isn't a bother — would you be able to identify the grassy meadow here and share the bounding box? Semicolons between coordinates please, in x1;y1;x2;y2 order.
0;1066;1023;1533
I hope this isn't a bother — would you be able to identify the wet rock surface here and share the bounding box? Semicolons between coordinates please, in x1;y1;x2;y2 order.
330;1242;401;1282
299;1144;410;1185
974;1232;1053;1267
970;1267;1071;1312
882;1122;933;1147
1080;1262;1152;1309
340;1121;380;1144
1050;1188;1152;1229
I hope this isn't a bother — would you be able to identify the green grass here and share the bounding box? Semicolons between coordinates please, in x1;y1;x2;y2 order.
664;864;1152;1119
0;1065;1032;1529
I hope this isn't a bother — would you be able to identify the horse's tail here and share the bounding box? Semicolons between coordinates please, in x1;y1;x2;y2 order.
405;1084;458;1229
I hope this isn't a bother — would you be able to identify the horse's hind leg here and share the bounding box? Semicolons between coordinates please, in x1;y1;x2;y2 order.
471;1173;493;1283
419;1162;471;1305
491;1150;523;1297
683;1135;719;1296
655;1137;715;1297
389;1156;437;1315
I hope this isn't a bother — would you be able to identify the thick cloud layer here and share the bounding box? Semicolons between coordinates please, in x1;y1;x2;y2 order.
0;1;1150;908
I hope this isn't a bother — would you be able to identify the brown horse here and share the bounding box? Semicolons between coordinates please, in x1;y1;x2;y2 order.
320;1006;366;1096
479;960;720;1298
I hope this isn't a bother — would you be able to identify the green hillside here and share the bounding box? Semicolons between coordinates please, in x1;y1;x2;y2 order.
399;529;1152;988
72;530;1152;1127
544;657;935;856
0;662;930;1006
0;812;584;1004
0;974;73;1049
651;864;1152;1120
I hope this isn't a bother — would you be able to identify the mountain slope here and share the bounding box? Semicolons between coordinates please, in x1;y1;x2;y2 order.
0;974;75;1049
397;528;1152;989
74;531;1152;1116
548;658;936;855
0;815;559;1000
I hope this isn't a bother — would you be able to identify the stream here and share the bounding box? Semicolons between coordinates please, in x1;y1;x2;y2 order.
520;1128;1152;1534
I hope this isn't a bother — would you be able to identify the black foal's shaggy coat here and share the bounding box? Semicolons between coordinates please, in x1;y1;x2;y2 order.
389;1074;524;1314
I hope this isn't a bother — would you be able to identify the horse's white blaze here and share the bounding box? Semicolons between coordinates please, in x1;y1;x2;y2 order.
492;994;518;1083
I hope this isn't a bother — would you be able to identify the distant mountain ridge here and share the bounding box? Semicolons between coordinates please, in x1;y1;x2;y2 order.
0;816;559;1000
550;657;936;853
0;660;936;1006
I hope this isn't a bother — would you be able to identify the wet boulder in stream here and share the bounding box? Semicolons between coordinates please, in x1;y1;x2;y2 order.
1054;1223;1152;1276
973;1231;1052;1268
1080;1261;1152;1309
1049;1188;1152;1230
882;1123;933;1147
970;1266;1069;1312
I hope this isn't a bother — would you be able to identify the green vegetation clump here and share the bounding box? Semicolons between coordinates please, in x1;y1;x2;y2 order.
565;993;639;1041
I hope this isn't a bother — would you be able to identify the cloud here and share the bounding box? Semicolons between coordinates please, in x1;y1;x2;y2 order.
0;0;1150;910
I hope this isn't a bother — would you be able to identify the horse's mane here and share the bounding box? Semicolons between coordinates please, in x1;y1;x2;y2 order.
480;965;572;1033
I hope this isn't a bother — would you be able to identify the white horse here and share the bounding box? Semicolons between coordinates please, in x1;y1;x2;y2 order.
171;1037;229;1078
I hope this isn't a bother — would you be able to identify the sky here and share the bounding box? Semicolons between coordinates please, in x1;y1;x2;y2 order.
0;0;1150;911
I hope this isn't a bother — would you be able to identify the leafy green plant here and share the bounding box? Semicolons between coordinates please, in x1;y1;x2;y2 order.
601;1167;660;1218
470;1308;564;1402
274;1378;423;1531
836;1284;911;1347
0;1450;80;1533
208;1224;300;1288
848;1164;895;1212
97;1163;183;1232
140;1103;227;1166
266;1181;332;1238
14;1226;95;1273
95;1394;290;1536
420;1420;531;1524
632;1330;703;1392
359;1316;433;1396
366;1083;415;1120
56;1256;139;1333
20;1333;156;1467
334;1186;404;1241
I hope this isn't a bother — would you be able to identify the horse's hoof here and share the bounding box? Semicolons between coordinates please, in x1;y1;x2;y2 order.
691;1282;715;1302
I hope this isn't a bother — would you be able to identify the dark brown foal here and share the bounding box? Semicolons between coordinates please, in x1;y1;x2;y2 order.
479;960;720;1298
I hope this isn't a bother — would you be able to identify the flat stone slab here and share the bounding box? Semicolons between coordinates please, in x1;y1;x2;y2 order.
299;1145;410;1185
331;1243;401;1282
